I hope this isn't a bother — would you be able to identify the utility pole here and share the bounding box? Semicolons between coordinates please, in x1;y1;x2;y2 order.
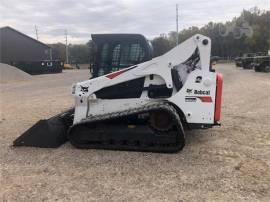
35;25;39;40
49;48;53;60
176;4;179;46
65;29;69;64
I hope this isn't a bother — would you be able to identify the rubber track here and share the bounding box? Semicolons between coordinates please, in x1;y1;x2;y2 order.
68;102;185;153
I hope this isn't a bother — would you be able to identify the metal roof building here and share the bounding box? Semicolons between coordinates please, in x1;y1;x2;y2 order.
0;26;51;64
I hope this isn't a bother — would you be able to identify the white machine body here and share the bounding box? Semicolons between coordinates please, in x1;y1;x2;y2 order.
72;34;222;128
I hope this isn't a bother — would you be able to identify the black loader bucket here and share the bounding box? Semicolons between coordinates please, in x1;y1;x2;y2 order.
13;108;74;148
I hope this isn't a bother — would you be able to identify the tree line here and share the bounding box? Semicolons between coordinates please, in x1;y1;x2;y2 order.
48;43;91;64
151;7;270;58
48;7;270;63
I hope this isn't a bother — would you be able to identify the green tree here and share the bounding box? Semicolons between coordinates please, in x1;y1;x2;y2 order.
48;43;66;61
151;8;270;58
69;44;90;64
151;35;174;57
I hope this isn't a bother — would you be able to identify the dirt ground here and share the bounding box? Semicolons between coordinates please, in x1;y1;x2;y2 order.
0;64;269;202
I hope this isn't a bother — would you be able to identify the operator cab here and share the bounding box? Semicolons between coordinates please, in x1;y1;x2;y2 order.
90;34;153;78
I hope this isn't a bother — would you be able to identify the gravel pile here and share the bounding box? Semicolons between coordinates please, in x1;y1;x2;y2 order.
0;63;31;83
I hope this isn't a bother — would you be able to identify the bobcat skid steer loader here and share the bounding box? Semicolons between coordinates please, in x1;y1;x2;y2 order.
13;34;223;153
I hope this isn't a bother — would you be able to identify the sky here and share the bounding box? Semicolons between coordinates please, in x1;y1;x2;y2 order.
1;0;269;44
